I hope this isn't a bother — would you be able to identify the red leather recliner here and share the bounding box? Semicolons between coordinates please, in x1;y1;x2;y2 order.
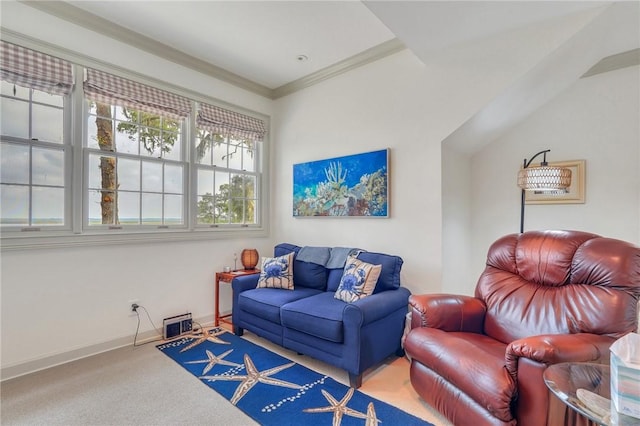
405;230;640;426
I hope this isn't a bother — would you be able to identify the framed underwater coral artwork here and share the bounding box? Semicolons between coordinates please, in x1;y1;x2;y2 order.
293;149;389;217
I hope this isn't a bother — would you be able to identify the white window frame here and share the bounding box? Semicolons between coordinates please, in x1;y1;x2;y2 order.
193;131;262;229
0;83;73;234
82;101;189;231
0;34;270;251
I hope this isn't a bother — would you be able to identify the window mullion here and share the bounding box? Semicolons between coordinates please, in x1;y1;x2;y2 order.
71;65;84;234
27;145;33;226
161;164;165;227
187;103;196;230
138;159;143;226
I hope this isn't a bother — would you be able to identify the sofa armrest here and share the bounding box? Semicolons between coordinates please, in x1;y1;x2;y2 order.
231;274;260;326
408;293;486;333
344;287;411;327
505;333;615;379
231;274;260;293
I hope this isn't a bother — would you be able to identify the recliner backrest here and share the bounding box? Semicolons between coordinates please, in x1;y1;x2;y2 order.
475;230;640;344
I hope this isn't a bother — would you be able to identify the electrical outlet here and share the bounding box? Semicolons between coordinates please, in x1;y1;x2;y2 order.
128;299;140;316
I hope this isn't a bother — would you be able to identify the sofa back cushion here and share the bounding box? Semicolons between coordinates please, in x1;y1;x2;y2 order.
475;230;640;344
275;243;327;290
274;244;404;293
326;268;344;292
357;251;403;293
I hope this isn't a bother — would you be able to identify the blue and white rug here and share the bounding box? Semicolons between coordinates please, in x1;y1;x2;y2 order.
157;328;433;426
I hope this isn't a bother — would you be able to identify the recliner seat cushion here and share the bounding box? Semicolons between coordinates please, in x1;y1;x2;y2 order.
238;287;322;324
406;328;516;423
281;292;346;343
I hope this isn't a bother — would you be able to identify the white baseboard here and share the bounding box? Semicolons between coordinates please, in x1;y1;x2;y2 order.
1;316;214;381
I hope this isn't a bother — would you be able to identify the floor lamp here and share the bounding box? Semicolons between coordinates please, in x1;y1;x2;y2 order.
517;150;572;233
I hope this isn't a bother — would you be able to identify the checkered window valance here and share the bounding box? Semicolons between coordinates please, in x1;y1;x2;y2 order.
83;68;191;120
0;41;74;96
197;103;266;141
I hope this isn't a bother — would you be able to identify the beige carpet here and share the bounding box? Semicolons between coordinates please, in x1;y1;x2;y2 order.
1;329;451;425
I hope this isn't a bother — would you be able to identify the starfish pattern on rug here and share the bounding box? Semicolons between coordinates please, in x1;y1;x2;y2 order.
179;328;229;353
184;349;242;374
200;353;303;405
303;387;379;426
366;402;380;426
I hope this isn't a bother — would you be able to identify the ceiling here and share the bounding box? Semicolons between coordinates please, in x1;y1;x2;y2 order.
24;1;612;99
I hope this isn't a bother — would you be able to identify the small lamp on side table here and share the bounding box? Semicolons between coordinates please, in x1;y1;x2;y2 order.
241;249;259;270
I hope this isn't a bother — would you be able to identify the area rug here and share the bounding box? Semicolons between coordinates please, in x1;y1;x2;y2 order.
157;328;433;426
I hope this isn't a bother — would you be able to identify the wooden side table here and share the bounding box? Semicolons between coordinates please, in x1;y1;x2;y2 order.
214;269;260;326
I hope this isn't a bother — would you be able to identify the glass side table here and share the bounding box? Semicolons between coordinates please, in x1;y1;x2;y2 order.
543;362;638;426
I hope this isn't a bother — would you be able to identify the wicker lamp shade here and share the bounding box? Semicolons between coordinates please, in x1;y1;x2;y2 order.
517;149;573;234
241;249;259;270
517;166;572;191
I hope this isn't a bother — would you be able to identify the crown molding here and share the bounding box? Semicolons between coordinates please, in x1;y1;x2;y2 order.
20;1;405;100
20;0;273;98
581;48;640;78
271;38;406;99
0;28;270;125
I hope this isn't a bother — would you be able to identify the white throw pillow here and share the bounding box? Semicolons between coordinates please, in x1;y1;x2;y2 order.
256;252;294;290
334;256;381;303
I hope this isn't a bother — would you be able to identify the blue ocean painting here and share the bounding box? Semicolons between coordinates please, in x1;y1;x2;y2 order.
293;149;388;217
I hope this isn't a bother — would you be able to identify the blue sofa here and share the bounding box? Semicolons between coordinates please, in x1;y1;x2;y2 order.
231;243;411;388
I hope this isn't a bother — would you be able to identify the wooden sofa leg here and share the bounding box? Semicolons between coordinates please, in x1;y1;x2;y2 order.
233;326;244;336
349;373;362;389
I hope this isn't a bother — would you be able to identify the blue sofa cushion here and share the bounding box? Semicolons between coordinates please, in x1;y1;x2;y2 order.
238;287;322;324
274;243;300;257
326;268;344;292
275;243;327;290
281;292;346;343
357;251;403;293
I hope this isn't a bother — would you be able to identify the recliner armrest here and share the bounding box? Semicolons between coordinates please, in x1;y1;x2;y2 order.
505;333;615;379
408;294;486;333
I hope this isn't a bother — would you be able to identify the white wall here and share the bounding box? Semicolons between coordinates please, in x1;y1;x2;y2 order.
468;65;640;290
271;35;571;297
440;2;640;293
271;11;597;298
272;50;442;298
441;147;473;295
0;3;275;377
3;1;637;378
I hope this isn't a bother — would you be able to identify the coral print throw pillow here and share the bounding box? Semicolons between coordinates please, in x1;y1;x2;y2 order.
256;252;294;290
335;256;382;303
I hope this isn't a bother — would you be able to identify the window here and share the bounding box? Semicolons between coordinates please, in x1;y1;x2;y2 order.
195;133;258;225
83;68;191;229
85;103;186;227
195;103;265;227
0;41;72;230
1;41;268;244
